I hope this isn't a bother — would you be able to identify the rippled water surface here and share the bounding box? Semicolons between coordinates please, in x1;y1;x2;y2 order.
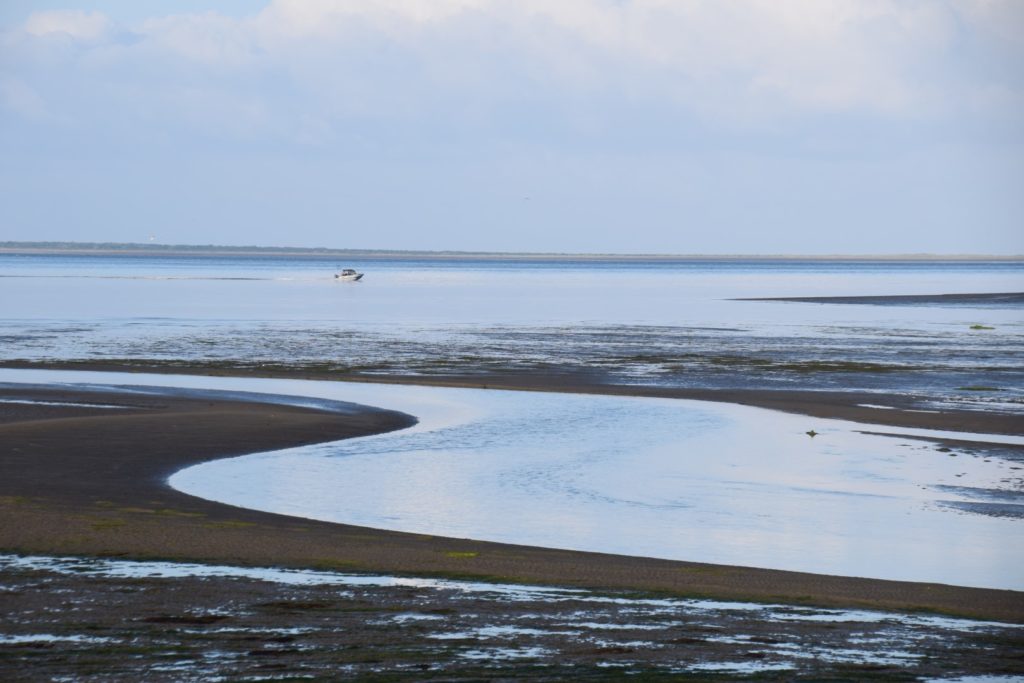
167;380;1023;590
3;254;1022;409
4;368;1022;590
3;255;1022;589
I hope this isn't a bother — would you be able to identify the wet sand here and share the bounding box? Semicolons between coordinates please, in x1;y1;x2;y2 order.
736;291;1024;305
3;359;1023;436
5;554;1022;681
1;380;1022;624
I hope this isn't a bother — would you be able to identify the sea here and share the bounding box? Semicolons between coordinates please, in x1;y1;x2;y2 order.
2;253;1022;588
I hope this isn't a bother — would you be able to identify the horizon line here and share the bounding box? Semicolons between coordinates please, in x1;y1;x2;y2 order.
1;241;1022;261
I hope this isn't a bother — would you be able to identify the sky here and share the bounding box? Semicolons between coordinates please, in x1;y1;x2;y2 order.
1;1;1022;254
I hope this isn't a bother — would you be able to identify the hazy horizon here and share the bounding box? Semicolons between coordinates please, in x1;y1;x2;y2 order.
5;239;1024;260
2;1;1022;255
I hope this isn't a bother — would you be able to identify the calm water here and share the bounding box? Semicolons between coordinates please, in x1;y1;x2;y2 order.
2;254;1023;406
169;379;1022;590
2;368;1022;589
3;254;1022;325
2;255;1022;588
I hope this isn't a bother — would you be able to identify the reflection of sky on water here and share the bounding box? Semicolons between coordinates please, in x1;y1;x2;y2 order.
3;254;1022;327
183;382;1017;590
7;369;1015;590
2;256;1022;587
3;256;1023;411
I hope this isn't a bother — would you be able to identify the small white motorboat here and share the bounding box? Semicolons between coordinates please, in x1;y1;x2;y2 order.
334;268;364;282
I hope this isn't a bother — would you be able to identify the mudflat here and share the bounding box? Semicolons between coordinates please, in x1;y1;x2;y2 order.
4;359;1023;435
5;553;1022;681
735;291;1024;305
2;382;1023;624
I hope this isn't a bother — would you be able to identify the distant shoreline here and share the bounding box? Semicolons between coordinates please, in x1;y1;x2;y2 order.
2;241;1022;262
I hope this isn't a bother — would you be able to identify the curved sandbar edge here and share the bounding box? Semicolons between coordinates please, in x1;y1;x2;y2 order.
3;359;1022;436
1;382;1022;624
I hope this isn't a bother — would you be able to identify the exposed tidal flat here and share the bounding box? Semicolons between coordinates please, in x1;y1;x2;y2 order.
1;252;1023;678
3;554;1023;681
2;254;1022;416
3;368;1020;590
2;378;1023;680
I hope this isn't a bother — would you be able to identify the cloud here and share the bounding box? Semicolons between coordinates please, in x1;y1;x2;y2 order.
23;9;111;41
242;0;1022;118
0;78;51;121
139;11;256;69
2;0;1022;147
1;2;1021;253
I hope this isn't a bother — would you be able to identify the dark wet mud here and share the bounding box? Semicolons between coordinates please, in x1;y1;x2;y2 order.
3;314;1023;415
737;292;1024;306
2;555;1022;682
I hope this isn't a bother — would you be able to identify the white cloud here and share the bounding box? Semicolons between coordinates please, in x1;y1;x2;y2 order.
957;0;1024;47
260;0;490;34
139;12;256;69
189;1;1023;115
2;2;1021;252
0;77;52;121
4;0;1022;143
23;10;111;41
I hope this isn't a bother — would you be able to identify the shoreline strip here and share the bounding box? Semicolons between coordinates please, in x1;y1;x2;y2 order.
3;360;1020;436
735;292;1024;305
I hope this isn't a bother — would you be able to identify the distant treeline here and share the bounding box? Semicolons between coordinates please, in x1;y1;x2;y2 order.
0;241;523;258
0;241;1020;261
0;241;372;254
0;241;570;257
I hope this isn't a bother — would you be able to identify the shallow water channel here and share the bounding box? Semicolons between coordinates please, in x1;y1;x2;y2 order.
4;369;1022;590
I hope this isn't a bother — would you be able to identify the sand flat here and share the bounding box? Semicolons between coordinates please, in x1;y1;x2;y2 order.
1;380;1022;623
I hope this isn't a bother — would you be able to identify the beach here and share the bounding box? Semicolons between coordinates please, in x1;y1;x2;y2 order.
3;376;1024;678
2;376;1024;679
3;377;1022;618
5;0;1023;673
2;254;1022;678
6;359;1023;436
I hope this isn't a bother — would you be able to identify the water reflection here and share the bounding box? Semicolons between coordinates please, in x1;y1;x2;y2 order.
1;369;1020;590
168;377;1024;590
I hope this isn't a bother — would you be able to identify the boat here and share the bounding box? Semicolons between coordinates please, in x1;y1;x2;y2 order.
334;268;364;282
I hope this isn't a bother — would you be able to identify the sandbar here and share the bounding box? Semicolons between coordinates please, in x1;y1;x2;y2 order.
735;292;1024;306
1;380;1022;623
